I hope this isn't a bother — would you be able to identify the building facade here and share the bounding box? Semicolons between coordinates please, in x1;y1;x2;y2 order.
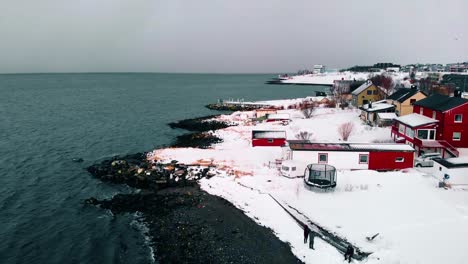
286;141;415;170
351;81;386;106
386;88;427;116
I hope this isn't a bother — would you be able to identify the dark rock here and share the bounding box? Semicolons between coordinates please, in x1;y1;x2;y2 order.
168;115;236;132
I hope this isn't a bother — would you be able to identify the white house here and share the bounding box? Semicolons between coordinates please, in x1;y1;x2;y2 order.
432;157;468;185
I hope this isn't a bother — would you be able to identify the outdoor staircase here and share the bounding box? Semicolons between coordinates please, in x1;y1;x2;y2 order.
438;140;459;157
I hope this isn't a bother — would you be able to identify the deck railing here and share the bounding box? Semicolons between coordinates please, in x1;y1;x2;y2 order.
438;140;459;157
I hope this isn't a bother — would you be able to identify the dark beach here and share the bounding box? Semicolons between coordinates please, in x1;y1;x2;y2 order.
86;115;303;263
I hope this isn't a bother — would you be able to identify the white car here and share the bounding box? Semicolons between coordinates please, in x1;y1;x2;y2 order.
414;153;442;167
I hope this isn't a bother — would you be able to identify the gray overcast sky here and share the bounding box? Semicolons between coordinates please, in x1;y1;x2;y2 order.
0;0;467;73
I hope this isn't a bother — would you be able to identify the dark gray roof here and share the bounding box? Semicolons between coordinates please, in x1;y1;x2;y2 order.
387;88;425;103
433;158;468;168
413;94;468;112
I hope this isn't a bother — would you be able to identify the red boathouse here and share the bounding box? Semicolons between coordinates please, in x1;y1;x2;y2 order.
252;130;287;147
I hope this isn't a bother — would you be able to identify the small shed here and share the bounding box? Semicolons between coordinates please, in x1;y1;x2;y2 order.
432;157;468;185
252;130;287;147
287;140;415;170
266;113;290;122
359;100;395;126
376;112;397;127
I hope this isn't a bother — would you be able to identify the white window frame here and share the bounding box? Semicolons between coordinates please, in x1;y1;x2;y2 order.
405;128;414;138
432;111;436;119
417;129;436;140
455;114;463;123
359;154;369;164
318;153;328;164
398;124;405;134
395;157;405;163
419;107;424;115
453;132;461;141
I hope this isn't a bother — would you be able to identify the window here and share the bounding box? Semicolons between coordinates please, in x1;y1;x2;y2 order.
291;167;296;171
267;139;273;143
395;157;404;162
359;154;368;164
363;99;369;105
432;111;436;119
455;114;463;123
367;90;372;95
398;124;405;134
281;166;289;171
417;129;436;140
318;153;328;163
373;90;378;95
419;107;423;115
405;128;414;138
410;99;416;105
453;132;461;141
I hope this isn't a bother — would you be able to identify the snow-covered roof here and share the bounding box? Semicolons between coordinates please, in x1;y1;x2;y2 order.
433;157;468;168
351;81;373;95
394;113;438;128
377;112;397;120
287;141;414;152
360;102;395;112
266;113;290;120
252;130;286;139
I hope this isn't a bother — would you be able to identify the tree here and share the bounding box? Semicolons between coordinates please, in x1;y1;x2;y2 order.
338;122;354;141
370;74;394;96
302;105;316;119
295;131;313;140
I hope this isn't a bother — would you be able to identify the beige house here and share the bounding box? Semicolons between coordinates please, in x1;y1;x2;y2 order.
386;88;427;116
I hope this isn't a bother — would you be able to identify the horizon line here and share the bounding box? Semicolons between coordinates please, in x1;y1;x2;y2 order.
0;71;283;75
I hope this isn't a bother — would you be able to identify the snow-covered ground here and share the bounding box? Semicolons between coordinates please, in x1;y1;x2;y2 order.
150;107;468;264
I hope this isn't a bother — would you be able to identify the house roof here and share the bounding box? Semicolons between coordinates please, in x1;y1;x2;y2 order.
413;94;468;112
266;113;290;120
360;101;395;112
351;81;373;95
377;112;397;120
387;88;424;103
433;157;468;169
252;130;286;139
287;141;414;152
394;113;438;128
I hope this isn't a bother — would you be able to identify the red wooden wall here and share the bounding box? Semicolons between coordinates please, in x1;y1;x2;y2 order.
368;151;414;170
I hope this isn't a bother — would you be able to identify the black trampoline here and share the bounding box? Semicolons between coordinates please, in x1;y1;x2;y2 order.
304;164;337;189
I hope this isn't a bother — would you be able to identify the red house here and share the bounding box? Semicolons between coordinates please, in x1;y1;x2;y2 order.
252;130;286;147
391;93;468;157
286;141;415;171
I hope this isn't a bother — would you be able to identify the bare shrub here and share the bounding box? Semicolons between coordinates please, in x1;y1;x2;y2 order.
302;105;315;118
338;122;354;141
295;131;313;140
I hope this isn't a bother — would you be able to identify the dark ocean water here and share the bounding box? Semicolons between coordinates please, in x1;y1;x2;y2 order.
0;73;327;264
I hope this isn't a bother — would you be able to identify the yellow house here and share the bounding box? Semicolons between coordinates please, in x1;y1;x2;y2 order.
386;88;427;116
351;81;386;106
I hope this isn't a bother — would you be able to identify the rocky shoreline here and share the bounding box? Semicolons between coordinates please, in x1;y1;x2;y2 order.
85;114;303;263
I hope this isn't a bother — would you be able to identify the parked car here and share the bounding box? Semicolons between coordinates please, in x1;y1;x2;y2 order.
414;153;442;167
